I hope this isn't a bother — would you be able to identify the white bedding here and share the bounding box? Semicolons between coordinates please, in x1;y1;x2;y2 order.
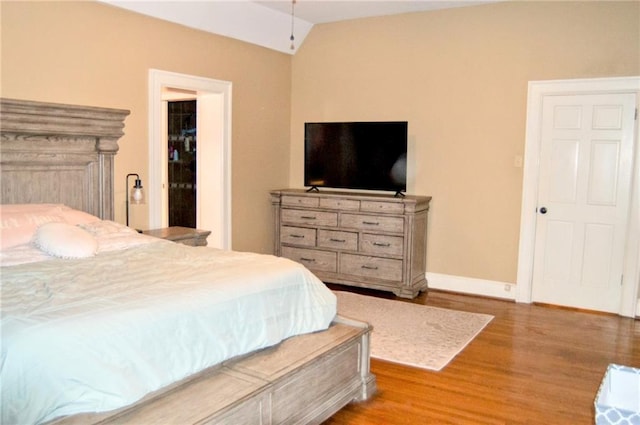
1;224;336;424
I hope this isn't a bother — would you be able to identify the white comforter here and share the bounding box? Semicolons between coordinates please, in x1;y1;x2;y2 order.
1;233;336;424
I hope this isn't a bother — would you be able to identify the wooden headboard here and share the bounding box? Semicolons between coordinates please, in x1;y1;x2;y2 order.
0;98;130;220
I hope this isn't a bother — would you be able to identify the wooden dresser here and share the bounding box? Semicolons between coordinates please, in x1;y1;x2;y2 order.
271;189;431;298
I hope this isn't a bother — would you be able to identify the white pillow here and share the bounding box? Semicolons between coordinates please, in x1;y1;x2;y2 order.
79;220;137;237
34;222;98;259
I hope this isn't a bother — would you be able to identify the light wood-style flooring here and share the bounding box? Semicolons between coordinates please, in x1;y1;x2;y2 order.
324;285;639;425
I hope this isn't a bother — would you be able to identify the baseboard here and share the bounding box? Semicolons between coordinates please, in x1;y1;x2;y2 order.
426;272;516;301
425;273;639;314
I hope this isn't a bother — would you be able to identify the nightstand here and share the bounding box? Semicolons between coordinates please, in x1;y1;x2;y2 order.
142;226;211;246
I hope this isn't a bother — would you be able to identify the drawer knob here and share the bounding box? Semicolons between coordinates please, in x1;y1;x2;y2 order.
373;242;391;247
290;234;305;238
361;265;378;270
330;238;346;243
301;215;316;220
300;257;316;263
362;221;379;226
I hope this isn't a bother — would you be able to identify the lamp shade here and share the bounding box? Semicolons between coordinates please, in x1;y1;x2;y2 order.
126;173;145;227
130;181;144;204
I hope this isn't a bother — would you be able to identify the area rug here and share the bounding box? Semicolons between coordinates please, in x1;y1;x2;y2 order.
334;291;494;371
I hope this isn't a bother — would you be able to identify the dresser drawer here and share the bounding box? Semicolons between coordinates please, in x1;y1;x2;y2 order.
317;229;358;251
281;247;337;273
281;226;316;247
282;209;338;227
340;254;403;281
319;197;360;210
281;195;320;208
340;213;404;233
360;201;405;214
360;233;404;256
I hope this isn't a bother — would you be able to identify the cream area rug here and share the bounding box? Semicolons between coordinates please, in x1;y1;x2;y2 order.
334;291;494;371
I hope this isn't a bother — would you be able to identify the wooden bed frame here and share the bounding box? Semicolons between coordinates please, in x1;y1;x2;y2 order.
0;98;376;424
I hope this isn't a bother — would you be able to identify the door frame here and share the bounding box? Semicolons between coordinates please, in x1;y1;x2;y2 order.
148;69;232;249
516;76;640;317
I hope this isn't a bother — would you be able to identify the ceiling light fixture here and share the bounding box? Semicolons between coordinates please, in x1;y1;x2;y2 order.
290;0;296;50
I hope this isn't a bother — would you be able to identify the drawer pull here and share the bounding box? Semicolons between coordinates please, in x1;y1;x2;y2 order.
373;242;391;247
362;221;379;226
301;215;317;220
290;234;305;239
361;265;378;270
329;238;346;243
300;257;316;263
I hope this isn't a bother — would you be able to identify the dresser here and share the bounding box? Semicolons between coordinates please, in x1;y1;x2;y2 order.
271;189;431;298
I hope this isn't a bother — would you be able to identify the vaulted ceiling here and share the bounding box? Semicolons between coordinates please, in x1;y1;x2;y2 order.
99;1;495;54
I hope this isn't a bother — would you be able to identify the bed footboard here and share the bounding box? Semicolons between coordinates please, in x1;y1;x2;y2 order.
52;317;375;425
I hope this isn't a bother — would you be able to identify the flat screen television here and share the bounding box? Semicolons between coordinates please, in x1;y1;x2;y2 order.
304;121;408;195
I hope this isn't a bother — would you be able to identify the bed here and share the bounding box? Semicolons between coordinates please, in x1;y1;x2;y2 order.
0;98;376;425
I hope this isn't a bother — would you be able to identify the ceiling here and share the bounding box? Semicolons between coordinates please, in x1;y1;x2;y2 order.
100;1;494;54
257;1;488;24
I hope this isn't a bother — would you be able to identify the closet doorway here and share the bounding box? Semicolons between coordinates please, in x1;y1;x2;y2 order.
148;69;232;249
167;98;197;228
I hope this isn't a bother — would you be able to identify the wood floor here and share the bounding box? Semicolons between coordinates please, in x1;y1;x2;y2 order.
323;285;639;425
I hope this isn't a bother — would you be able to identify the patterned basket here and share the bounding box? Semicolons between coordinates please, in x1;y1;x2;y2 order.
594;364;640;425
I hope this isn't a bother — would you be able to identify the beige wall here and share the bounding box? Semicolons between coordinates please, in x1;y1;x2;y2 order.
1;0;291;254
2;1;639;285
290;1;640;284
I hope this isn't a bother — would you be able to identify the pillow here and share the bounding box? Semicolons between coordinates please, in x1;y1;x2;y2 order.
34;222;98;259
79;220;137;237
1;204;65;250
0;204;62;215
0;204;100;250
58;205;101;225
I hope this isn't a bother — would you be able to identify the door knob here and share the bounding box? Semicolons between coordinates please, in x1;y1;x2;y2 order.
539;207;547;214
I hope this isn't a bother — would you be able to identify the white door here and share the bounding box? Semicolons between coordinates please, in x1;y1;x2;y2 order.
531;93;637;313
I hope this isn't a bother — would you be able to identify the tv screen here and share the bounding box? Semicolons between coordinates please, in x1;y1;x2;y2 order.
304;121;408;193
